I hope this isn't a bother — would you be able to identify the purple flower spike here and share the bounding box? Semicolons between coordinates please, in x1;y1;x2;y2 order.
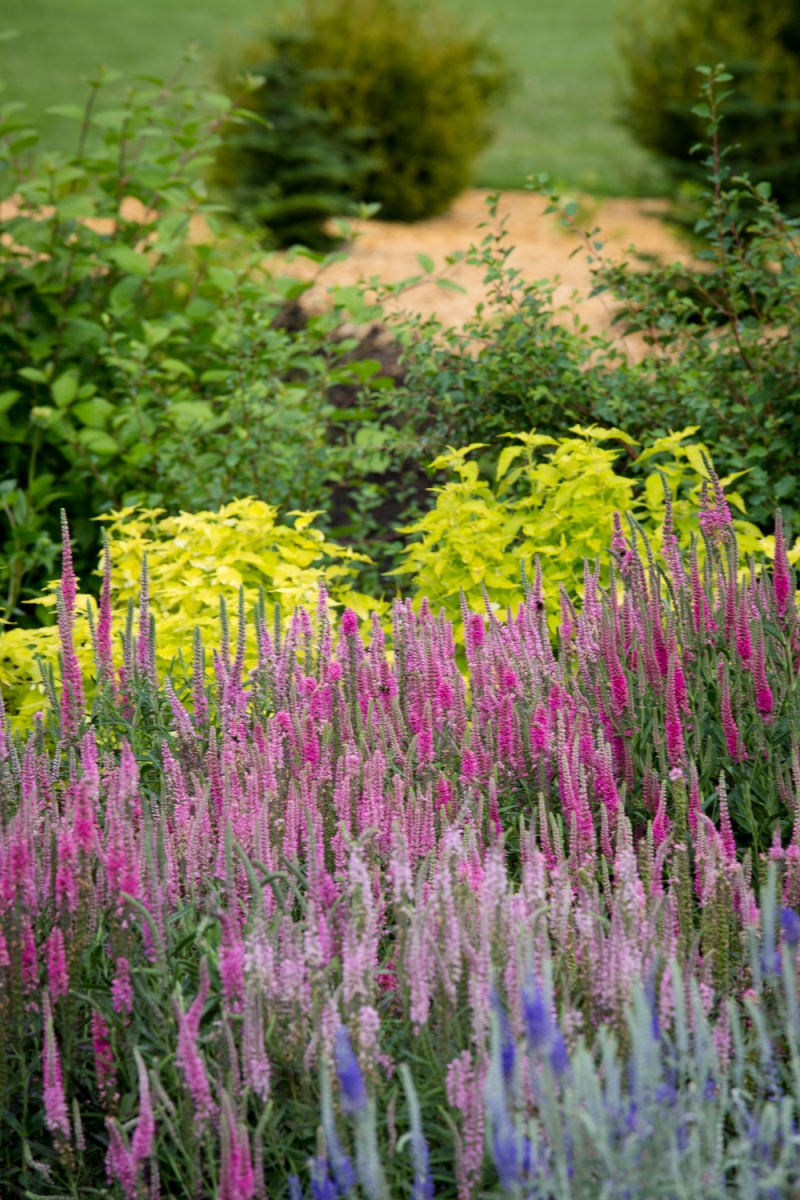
491;991;515;1085
311;1156;338;1200
781;907;800;947
334;1026;367;1114
521;978;551;1051
548;1033;569;1076
289;1175;304;1200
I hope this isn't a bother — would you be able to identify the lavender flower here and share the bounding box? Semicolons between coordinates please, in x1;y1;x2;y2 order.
522;978;552;1051
334;1026;367;1115
781;907;800;947
400;1064;434;1200
311;1156;338;1200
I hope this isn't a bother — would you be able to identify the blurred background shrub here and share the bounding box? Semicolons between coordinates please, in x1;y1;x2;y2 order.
618;0;800;209
217;0;509;244
214;36;381;249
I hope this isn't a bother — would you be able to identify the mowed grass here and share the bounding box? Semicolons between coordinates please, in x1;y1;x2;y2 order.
0;0;665;196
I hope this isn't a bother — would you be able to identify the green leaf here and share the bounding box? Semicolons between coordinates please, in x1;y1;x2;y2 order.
208;266;237;293
107;247;151;277
109;275;143;313
417;253;435;275
76;428;120;456
168;400;215;433
73;397;114;429
496;445;523;481
0;390;20;414
160;358;195;379
18;367;49;384
348;359;382;383
436;279;467;294
51;372;79;409
45;104;85;121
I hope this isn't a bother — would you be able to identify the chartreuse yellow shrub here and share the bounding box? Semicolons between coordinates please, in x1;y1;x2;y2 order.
393;425;771;637
0;499;383;722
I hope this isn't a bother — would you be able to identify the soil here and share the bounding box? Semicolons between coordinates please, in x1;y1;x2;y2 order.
274;189;694;351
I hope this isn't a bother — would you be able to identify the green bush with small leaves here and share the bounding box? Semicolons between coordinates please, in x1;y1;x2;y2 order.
0;60;404;625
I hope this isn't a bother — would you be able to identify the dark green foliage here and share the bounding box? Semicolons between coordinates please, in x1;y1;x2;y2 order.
215;40;381;250
617;0;800;209
220;0;508;232
388;72;800;531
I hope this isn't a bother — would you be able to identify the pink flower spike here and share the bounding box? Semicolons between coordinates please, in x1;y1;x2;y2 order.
96;535;115;690
105;1119;136;1199
220;1090;256;1200
130;1048;155;1164
773;510;792;620
717;774;736;866
60;509;77;617
719;659;746;763
341;608;359;639
220;914;245;1012
734;587;753;666
112;956;134;1019
652;785;671;848
664;654;684;767
46;928;69;1001
174;960;215;1122
753;627;774;720
92;1009;115;1101
42;991;71;1148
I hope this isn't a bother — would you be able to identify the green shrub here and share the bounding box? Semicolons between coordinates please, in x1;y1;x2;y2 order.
617;0;800;208
385;76;800;532
214;36;381;249
0;60;405;624
221;0;508;231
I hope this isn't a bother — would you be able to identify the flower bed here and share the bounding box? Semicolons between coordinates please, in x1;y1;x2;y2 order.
2;470;800;1196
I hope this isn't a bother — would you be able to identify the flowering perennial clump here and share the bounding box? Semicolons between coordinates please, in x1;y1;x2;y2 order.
1;475;800;1196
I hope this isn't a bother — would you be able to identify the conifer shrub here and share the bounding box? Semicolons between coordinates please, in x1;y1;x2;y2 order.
220;0;508;240
618;0;800;208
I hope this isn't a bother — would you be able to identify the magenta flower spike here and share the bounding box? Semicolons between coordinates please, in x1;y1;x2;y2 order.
42;991;71;1148
753;626;774;720
105;1120;136;1199
112;956;134;1018
175;960;215;1122
92;1009;115;1101
220;1090;256;1200
96;535;115;690
59;509;77;618
46;927;69;1001
130;1048;155;1164
664;654;684;767
719;660;746;763
773;510;792;620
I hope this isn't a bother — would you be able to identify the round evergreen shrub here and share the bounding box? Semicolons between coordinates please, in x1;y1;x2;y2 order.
219;0;508;241
618;0;800;207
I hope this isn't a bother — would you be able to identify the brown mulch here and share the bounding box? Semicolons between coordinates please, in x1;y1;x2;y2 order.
275;189;693;349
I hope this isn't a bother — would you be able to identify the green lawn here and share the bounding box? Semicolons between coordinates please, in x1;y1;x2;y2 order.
0;0;665;195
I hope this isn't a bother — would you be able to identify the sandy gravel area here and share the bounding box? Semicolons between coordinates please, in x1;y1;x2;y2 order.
279;189;692;347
